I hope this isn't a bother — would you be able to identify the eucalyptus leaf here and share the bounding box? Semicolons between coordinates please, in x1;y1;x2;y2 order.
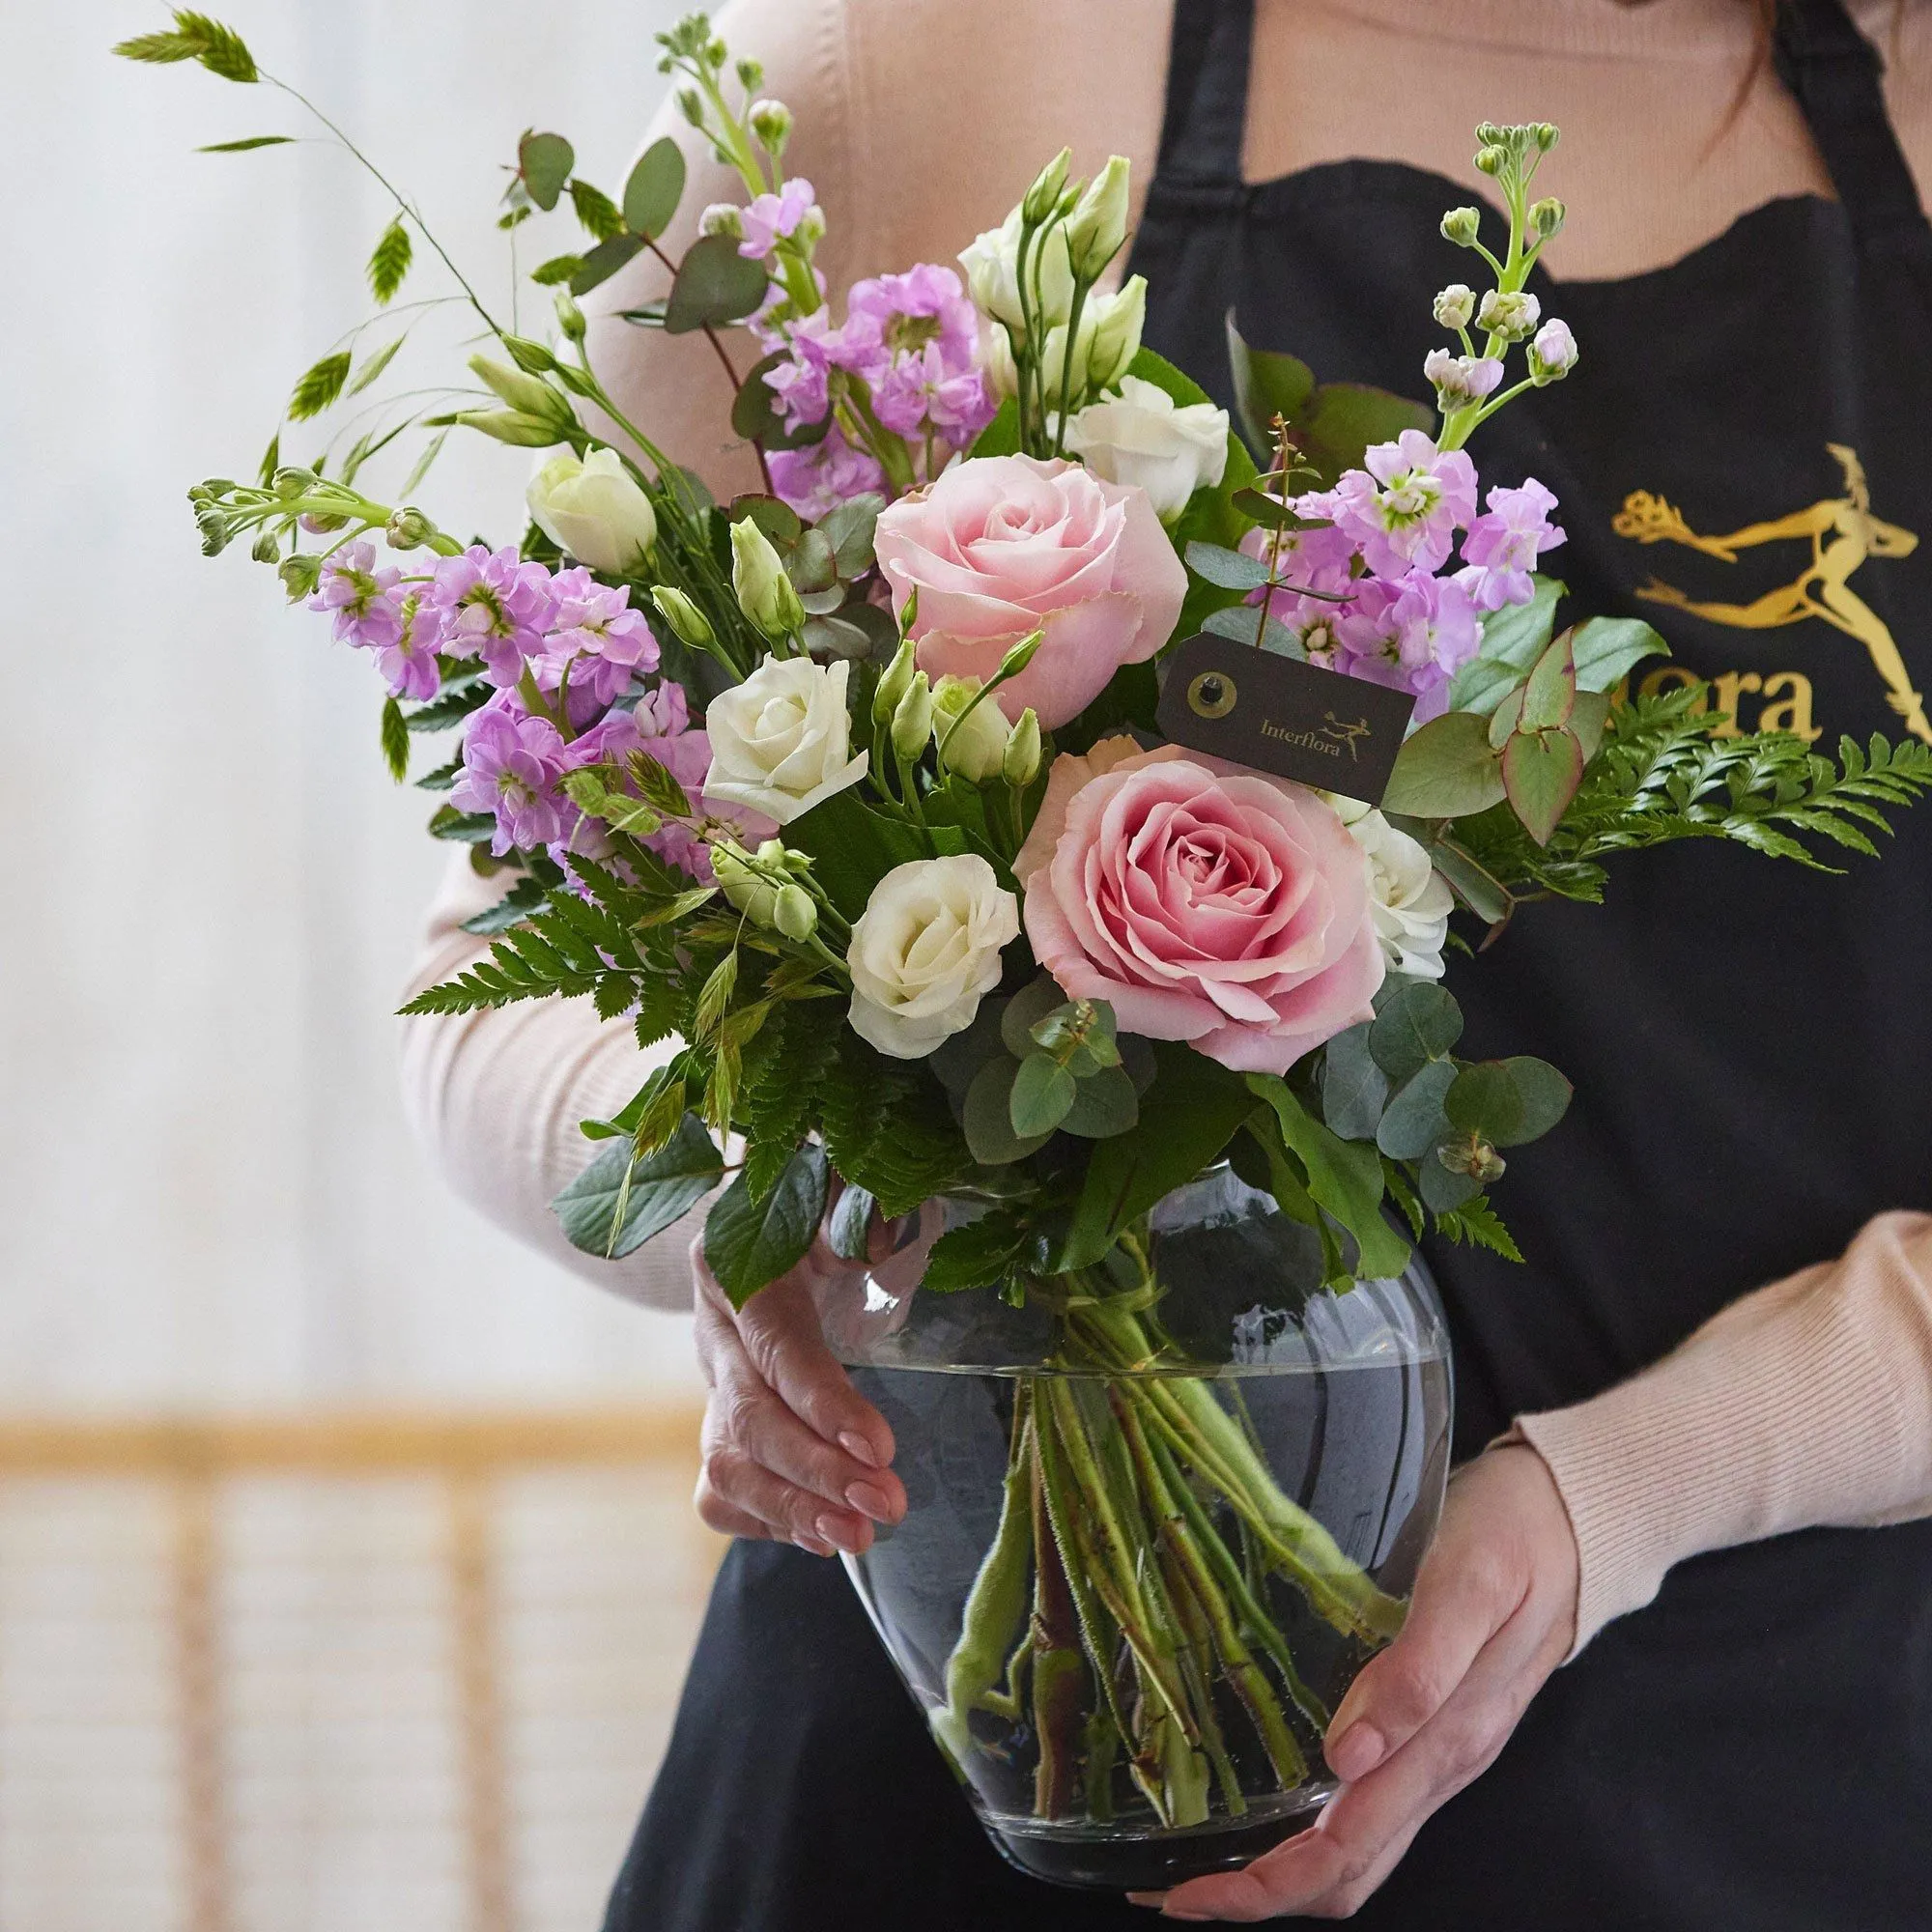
1369;981;1464;1083
1009;1052;1077;1138
518;131;575;213
703;1142;830;1307
818;494;884;578
963;1057;1053;1165
1445;577;1565;715
1571;615;1668;694
1381;710;1506;819
1184;541;1272;591
1061;1065;1140;1139
1501;725;1585;844
622;136;686;239
1445;1062;1525;1144
1420;1151;1483;1213
1375;1058;1459;1160
1492;1057;1572;1147
1000;978;1069;1058
1202;601;1304;658
571;231;647;297
666;234;770;334
1320;1023;1388;1142
1520;629;1577;732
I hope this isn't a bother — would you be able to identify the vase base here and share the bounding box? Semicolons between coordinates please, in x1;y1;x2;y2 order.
981;1784;1337;1892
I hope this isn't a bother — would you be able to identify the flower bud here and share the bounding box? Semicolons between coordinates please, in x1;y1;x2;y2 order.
997;628;1046;683
1474;121;1504;148
932;675;1011;782
299;510;349;534
676;87;704;128
773;883;817;943
1474;145;1506;177
1002;707;1041;788
1527;317;1578;384
1532;122;1559;153
730;517;805;639
1424;348;1505;411
712;840;781;925
386;506;436;551
697;201;746;241
736;56;765;91
1476;288;1541;341
749;98;792;156
1432;283;1476;330
272;465;318;500
1529;196;1567;242
529;448;658;573
278;553;324;599
469;353;572;427
795;206;826;249
1065;155;1130;280
891;670;934;761
1084;273;1147;394
652;584;716;649
1021;147;1072;227
872;634;918;725
504;334;559;376
1439;206;1482;247
251;529;281;564
554;290;588;343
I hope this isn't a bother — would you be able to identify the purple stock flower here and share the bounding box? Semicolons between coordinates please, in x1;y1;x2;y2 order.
767;425;888;521
1308;431;1479;578
431;546;557;689
874;341;995;443
306;542;403;650
373;587;445;701
738;178;817;259
1455;478;1566;612
1333;570;1481;723
450;696;568;857
1237;520;1360;637
533;567;662;707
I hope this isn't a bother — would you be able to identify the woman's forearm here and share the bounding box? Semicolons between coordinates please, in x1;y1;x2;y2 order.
1510;1211;1932;1654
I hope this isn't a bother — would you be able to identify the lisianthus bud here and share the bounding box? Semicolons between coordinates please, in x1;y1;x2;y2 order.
697;201;745;241
773;883;817;943
1529;196;1567;242
1065;155;1130;280
872;634;918;724
505;334;559;376
932;676;1011;781
1002;707;1041;788
712;840;781;925
749;99;793;156
1021;148;1073;227
1476;289;1541;340
960;207;1072;335
997;628;1046;682
469;353;569;423
1083;274;1147;394
386;506;435;551
527;448;658;573
891;671;934;761
730;517;805;640
1527;317;1579;384
1433;283;1476;329
554;290;588;343
652;584;716;649
1440;206;1482;247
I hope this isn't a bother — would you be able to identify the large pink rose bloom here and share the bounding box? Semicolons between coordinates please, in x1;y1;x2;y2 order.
1014;739;1384;1074
873;454;1187;729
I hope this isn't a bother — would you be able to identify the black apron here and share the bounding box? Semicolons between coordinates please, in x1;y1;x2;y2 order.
607;5;1932;1925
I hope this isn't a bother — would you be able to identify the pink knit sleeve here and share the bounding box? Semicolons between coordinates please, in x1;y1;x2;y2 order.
1508;1212;1932;1655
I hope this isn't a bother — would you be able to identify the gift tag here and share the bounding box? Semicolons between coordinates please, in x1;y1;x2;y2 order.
1154;632;1416;806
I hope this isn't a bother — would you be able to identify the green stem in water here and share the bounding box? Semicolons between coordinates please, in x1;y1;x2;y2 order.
1029;1432;1086;1820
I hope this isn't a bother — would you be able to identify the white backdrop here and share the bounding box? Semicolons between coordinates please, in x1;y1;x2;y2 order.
3;0;705;1406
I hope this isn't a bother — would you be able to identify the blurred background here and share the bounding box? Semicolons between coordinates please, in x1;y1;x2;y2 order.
4;5;716;1926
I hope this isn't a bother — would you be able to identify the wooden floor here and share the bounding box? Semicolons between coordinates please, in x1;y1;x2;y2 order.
0;1408;719;1932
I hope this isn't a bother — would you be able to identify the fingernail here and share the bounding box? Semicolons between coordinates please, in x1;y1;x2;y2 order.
1327;1720;1385;1782
839;1431;881;1468
1125;1893;1165;1909
793;1533;835;1558
845;1480;895;1524
816;1513;865;1555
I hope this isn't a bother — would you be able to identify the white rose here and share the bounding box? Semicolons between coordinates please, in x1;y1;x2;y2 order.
526;447;658;574
959;205;1073;335
847;855;1020;1058
1330;797;1456;980
1063;375;1230;523
702;657;869;825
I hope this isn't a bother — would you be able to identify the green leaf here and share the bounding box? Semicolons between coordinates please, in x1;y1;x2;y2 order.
1421;836;1514;924
704;1143;829;1306
1368;981;1463;1083
531;253;585;287
817;495;884;578
1446;577;1565;715
1501;725;1585;844
346;333;405;397
623;136;686;239
1373;1058;1458;1161
571;231;648;296
1001;977;1069;1058
1571;615;1667;694
1382;710;1507;819
820;1034;975;1215
1184;542;1271;591
967;397;1021;459
1009;1052;1077;1138
518;131;575;212
1443;1062;1523;1145
1201;601;1303;658
367;217;412;304
554;1113;724;1260
427;807;497;844
1058;1043;1253;1270
1061;1064;1140;1139
1492;1057;1572;1147
400;428;449;498
1520;629;1577;733
784;788;928;921
461;876;549;936
963;1057;1053;1166
825;1184;876;1262
569;178;626;242
665;234;769;334
1419;1150;1482;1213
1225;321;1315;457
1320;1023;1389;1141
288;351;352;422
1433;1194;1523;1261
1293;383;1435;489
921;1210;1038;1295
380;696;409;782
1246;1075;1411;1279
197;134;292;152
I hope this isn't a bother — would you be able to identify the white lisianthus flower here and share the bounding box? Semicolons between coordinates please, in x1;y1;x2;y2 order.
847;856;1020;1058
702;657;868;825
959;205;1073;335
1328;796;1456;980
1064;375;1230;524
526;447;657;574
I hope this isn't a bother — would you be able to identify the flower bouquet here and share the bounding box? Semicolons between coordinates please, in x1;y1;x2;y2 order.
126;10;1932;1889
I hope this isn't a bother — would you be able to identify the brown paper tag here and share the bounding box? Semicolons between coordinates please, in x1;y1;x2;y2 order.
1154;632;1416;806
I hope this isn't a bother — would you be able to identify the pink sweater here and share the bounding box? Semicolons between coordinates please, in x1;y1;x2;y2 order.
400;0;1932;1653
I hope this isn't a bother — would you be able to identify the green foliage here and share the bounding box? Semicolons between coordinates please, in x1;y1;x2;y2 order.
116;12;258;82
623;137;686;239
367;217;412;304
1431;1195;1524;1263
819;1035;977;1217
666;235;769;334
554;1113;724;1260
738;1002;838;1202
568;178;625;242
1246;1077;1411;1280
379;696;409;781
704;1145;830;1307
517;131;575;211
198;134;292;152
398;885;652;1017
460;875;549;936
921;1209;1043;1296
288;352;351;422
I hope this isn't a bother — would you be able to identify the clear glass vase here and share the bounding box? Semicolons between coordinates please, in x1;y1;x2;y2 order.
821;1163;1452;1894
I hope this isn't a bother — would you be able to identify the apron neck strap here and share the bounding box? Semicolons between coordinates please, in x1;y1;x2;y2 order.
1153;0;1255;187
1775;0;1930;253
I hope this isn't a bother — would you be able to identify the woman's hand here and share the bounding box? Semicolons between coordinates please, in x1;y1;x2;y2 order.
1136;1445;1580;1921
690;1230;909;1557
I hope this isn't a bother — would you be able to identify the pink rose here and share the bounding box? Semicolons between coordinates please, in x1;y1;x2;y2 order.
1013;738;1384;1074
872;454;1187;729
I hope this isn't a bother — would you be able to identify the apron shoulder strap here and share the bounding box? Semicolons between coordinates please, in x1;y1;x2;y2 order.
1151;0;1255;193
1775;0;1931;254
